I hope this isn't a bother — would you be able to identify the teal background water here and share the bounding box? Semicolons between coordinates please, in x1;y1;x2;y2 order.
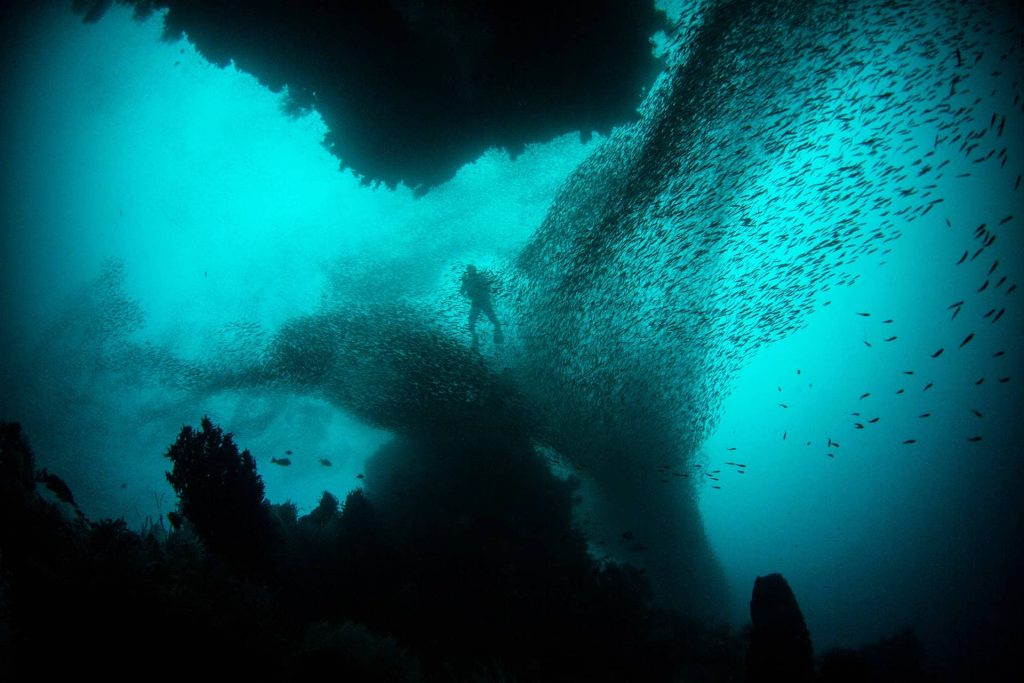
2;1;1021;672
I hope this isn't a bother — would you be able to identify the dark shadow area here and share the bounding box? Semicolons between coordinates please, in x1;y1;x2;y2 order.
72;0;666;191
1;417;948;680
1;407;745;680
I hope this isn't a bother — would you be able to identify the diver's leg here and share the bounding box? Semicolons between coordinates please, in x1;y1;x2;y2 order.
481;302;503;344
469;304;481;349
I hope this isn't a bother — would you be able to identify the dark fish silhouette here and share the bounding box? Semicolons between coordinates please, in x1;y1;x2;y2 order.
859;392;870;399
919;413;931;418
271;457;291;466
356;474;365;479
988;260;999;276
967;436;982;442
902;439;917;445
779;403;789;408
36;469;77;507
857;312;871;317
924;382;933;391
868;417;880;423
931;348;944;358
319;458;332;467
992;308;1005;323
956;251;968;265
994;350;1005;357
959;332;975;348
884;336;897;342
977;280;989;292
975;377;984;385
285;450;293;455
970;409;983;418
864;340;872;347
896;389;905;394
998;377;1010;383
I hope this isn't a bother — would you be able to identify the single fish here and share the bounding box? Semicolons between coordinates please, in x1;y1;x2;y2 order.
960;332;975;348
319;458;332;467
36;469;77;507
271;457;291;466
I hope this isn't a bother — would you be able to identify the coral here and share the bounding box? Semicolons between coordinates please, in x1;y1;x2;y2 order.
164;416;273;570
747;573;815;682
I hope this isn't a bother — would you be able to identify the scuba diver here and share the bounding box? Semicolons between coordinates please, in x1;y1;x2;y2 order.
460;264;504;350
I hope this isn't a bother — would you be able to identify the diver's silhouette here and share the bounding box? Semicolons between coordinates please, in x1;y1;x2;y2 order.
460;264;503;350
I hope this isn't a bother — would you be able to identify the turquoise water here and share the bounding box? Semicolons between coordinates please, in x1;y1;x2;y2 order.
2;1;1021;675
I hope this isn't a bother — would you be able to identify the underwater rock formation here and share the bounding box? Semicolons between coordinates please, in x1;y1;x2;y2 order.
75;0;665;191
747;573;815;682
